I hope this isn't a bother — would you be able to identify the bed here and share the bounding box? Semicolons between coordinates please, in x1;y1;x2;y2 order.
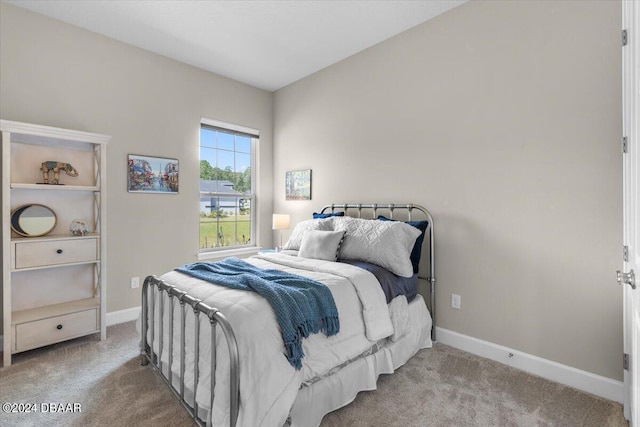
139;203;435;427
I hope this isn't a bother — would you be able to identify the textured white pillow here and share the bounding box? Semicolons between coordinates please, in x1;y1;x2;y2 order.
282;218;333;250
298;230;345;261
333;217;421;277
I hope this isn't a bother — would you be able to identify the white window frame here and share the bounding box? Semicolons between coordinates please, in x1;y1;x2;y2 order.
199;118;258;257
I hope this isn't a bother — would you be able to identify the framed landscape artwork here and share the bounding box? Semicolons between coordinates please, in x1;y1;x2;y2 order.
285;169;312;201
128;154;179;194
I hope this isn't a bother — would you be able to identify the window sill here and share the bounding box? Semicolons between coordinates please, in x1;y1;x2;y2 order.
197;247;262;262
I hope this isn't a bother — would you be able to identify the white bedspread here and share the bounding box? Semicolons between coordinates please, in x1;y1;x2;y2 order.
145;254;397;427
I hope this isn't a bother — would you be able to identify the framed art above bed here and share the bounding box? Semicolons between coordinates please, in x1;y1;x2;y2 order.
285;169;311;200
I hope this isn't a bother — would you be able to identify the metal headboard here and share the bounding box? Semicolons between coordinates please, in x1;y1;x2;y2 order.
320;203;436;341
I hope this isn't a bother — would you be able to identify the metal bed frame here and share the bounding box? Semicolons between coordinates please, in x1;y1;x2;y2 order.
140;203;435;427
140;276;240;427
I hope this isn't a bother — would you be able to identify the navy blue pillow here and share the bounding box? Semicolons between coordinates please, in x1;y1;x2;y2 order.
312;212;345;219
377;215;428;274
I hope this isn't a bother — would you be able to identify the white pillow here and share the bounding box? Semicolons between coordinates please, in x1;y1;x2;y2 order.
333;217;421;277
282;218;333;250
298;230;345;261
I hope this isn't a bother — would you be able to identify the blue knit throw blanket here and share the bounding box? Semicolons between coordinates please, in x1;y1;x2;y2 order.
176;258;340;370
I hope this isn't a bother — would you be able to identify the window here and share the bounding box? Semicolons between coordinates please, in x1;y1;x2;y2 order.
200;119;257;252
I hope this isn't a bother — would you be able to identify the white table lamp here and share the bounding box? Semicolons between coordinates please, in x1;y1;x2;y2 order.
272;214;290;251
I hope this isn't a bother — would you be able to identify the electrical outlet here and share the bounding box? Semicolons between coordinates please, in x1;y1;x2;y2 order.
451;293;461;309
131;277;140;289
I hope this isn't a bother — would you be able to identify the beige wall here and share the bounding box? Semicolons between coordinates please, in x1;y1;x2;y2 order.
0;3;274;320
0;0;623;382
274;1;623;380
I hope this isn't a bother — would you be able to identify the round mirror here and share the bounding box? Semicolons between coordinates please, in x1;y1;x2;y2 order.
11;204;57;237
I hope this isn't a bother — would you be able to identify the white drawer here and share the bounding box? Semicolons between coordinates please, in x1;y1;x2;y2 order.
14;238;97;269
14;309;98;353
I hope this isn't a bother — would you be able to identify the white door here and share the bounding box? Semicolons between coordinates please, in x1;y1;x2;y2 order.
623;1;640;424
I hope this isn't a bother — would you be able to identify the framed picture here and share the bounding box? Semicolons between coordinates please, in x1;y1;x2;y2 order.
285;169;311;200
128;154;179;194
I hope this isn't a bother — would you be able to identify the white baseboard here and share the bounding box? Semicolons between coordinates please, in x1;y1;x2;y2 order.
435;327;624;403
3;313;623;403
106;306;141;326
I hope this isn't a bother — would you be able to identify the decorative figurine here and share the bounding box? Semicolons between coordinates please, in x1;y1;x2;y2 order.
41;161;79;184
70;219;90;236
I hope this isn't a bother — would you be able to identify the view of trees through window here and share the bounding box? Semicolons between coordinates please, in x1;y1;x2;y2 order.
200;125;254;250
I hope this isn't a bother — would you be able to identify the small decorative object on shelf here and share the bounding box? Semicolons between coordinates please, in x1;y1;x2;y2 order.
70;219;90;236
40;160;79;185
10;204;57;237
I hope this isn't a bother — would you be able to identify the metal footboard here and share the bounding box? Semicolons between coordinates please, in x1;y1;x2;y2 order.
140;275;240;427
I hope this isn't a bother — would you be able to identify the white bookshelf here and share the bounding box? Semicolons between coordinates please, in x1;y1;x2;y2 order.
1;120;110;366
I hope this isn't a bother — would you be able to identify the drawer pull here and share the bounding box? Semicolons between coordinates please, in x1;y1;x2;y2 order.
56;249;63;254
56;324;63;330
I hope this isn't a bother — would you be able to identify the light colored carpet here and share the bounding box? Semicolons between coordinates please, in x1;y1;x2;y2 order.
0;322;627;427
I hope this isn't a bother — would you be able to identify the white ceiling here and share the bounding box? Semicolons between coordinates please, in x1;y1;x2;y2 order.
7;0;466;92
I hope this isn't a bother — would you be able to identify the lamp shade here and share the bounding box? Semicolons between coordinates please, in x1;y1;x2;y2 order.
272;214;290;230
